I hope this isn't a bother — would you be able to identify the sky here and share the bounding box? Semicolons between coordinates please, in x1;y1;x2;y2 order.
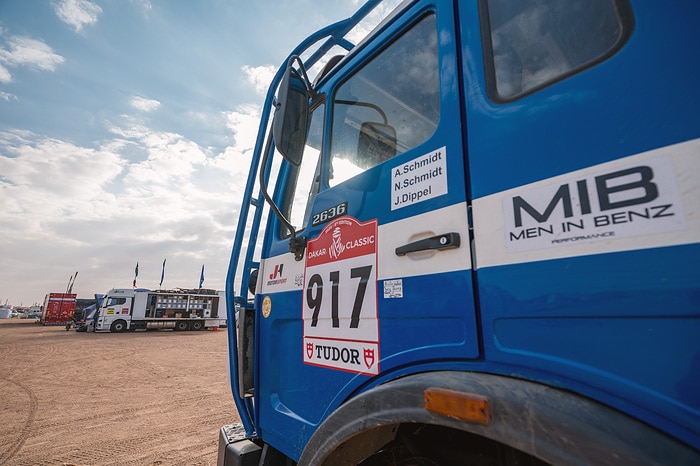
0;0;368;306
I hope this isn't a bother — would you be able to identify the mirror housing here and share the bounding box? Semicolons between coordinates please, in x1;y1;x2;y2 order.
273;57;311;166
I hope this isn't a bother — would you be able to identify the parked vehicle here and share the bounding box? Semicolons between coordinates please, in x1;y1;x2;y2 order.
41;293;76;326
25;305;42;319
218;0;700;464
0;304;13;319
95;288;226;332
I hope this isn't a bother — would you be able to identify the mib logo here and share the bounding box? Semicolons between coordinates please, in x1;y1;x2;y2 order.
504;159;685;253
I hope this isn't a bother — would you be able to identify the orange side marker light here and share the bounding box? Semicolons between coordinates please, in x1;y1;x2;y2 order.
424;387;491;425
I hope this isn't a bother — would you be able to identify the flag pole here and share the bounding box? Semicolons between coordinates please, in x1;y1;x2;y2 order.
159;259;166;290
68;271;78;294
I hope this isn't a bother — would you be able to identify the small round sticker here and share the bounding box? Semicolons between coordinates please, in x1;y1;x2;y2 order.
262;295;272;319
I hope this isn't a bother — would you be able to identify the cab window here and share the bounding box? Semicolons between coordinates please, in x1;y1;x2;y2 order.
281;103;325;234
481;0;633;101
329;14;440;187
106;297;126;306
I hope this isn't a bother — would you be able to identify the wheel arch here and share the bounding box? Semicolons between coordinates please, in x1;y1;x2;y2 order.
110;319;128;333
298;371;698;465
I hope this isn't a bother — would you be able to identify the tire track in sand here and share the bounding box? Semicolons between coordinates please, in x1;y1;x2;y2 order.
0;377;39;464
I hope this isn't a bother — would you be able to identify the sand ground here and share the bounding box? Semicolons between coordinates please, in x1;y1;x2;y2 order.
0;319;240;465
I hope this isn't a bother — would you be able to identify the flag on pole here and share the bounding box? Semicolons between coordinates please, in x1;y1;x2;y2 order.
68;271;78;294
159;259;166;288
199;264;205;290
133;262;139;288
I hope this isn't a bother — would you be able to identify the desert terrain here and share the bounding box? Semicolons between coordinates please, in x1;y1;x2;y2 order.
0;319;240;465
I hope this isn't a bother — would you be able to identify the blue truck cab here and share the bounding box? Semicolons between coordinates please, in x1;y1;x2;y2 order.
219;0;700;464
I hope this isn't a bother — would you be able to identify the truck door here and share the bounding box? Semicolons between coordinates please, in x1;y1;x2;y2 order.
257;0;477;456
461;0;700;447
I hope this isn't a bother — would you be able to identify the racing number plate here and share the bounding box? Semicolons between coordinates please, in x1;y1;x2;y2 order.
303;216;379;375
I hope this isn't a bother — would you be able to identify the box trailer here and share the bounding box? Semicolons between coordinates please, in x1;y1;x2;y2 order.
41;293;76;325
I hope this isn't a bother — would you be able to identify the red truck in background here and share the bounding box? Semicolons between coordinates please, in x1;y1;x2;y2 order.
41;292;76;325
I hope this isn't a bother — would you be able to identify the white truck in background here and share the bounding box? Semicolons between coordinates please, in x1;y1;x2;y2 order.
95;288;226;332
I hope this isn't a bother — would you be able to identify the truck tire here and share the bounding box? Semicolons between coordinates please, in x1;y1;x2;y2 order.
110;319;127;333
191;321;204;331
175;321;189;331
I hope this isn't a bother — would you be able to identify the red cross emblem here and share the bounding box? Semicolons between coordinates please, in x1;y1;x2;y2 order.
306;342;314;359
363;348;375;369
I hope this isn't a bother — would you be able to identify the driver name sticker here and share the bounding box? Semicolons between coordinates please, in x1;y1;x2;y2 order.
303;216;379;375
392;146;448;210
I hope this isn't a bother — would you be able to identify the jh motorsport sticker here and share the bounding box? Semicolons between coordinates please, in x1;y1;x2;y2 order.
303;216;379;375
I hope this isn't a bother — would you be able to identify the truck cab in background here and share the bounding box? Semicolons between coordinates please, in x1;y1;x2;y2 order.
219;0;700;464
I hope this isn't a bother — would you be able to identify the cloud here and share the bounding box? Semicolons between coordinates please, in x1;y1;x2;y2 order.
0;131;125;221
53;0;103;32
131;0;153;20
0;64;11;84
0;91;17;101
0;113;250;300
130;96;161;112
224;104;261;151
346;1;403;44
125;133;207;190
242;65;276;96
0;36;65;81
0;80;263;303
102;103;261;227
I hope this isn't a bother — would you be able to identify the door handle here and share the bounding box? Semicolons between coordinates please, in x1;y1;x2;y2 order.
395;232;461;256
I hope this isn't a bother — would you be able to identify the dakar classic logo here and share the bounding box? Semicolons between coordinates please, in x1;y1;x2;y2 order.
329;227;345;260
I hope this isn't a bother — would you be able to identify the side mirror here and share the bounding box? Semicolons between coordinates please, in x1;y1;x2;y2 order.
247;269;258;296
273;58;311;166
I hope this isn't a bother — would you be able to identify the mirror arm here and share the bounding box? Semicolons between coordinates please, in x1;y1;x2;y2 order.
259;133;295;237
288;55;317;98
258;132;308;261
